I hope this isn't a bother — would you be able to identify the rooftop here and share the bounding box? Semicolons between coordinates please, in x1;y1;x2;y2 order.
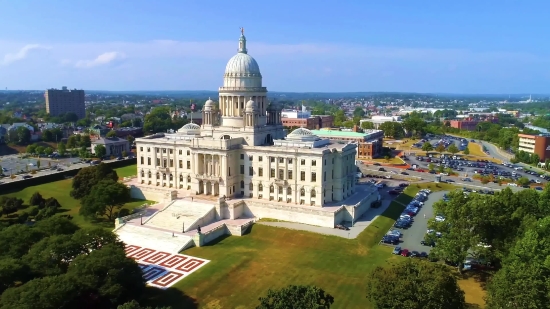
92;137;129;144
310;130;382;138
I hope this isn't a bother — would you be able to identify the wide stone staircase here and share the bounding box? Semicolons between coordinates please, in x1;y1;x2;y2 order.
116;224;193;254
144;200;216;232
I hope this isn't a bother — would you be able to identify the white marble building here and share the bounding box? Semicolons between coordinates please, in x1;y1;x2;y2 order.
127;31;379;232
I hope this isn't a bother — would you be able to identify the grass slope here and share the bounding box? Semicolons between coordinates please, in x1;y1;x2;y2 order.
0;164;144;228
157;183;485;309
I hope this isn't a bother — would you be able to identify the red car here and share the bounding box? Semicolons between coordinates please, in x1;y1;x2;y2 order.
401;249;410;257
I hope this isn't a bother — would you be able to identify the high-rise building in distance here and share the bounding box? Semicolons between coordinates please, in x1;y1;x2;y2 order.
45;86;85;119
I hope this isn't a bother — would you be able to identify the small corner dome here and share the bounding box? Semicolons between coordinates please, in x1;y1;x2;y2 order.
245;99;257;111
286;127;319;141
177;123;201;135
204;98;214;110
204;98;214;107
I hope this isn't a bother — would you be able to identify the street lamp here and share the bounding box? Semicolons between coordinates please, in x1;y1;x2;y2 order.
182;222;185;233
140;214;143;225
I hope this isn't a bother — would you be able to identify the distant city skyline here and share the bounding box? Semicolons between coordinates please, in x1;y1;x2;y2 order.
1;1;549;94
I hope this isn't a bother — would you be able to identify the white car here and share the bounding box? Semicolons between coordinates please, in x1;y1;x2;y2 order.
435;216;446;222
508;183;518;187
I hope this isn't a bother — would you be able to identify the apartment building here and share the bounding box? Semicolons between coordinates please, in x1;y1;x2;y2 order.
518;133;550;161
45;86;86;119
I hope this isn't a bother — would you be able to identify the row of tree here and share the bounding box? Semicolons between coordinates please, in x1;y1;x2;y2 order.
427;186;550;308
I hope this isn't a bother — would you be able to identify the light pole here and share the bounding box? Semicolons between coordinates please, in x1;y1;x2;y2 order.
140;214;143;225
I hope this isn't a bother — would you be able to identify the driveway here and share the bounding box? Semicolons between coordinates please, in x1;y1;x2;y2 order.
391;191;447;254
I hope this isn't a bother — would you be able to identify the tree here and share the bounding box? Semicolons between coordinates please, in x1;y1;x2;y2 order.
122;150;128;158
365;260;465;309
26;144;37;154
428;191;482;270
80;134;91;147
80;180;130;220
361;121;375;130
0;258;30;294
16;126;31;144
1;197;24;216
35;145;45;155
34;216;79;236
516;176;530;186
421;142;433;152
66;135;77;149
44;147;53;156
379;122;404;139
94;144;107;158
57;142;66;156
428;163;434;171
462;146;470;155
435;143;446;154
29;192;44;206
486;216;550;309
447;144;459;155
70;163;119;199
126;135;135;144
353;107;365;118
106;130;117;138
257;285;334;309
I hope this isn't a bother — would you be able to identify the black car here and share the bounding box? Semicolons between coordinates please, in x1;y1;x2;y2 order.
399;183;409;187
410;251;420;258
421;240;436;247
400;172;409;175
381;235;399;245
378;168;386;172
419;252;429;258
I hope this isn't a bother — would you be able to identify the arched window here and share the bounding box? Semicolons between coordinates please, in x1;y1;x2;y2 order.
141;170;144;177
187;176;191;183
311;190;316;198
240;180;244;189
300;188;305;196
270;185;274;193
163;173;166;180
180;175;183;182
278;186;283;194
169;174;173;181
287;187;292;195
156;172;160;179
249;183;253;191
148;171;151;178
259;184;263;191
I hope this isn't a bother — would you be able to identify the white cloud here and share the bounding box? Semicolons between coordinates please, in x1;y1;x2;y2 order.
1;44;51;65
74;51;126;68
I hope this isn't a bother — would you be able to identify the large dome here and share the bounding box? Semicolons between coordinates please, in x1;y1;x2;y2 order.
224;33;262;77
287;128;320;142
225;52;261;76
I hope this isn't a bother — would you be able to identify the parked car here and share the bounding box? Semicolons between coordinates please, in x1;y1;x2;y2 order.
400;249;410;257
392;246;402;255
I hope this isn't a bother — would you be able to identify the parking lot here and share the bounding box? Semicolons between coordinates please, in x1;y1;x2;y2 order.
380;189;447;258
0;154;82;176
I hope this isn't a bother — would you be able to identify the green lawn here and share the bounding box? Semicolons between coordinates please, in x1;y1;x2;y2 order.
143;182;485;309
116;164;137;178
0;165;147;228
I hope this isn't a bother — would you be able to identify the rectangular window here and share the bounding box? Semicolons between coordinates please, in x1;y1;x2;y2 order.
288;159;292;164
179;150;182;155
163;159;167;167
140;147;143;151
249;155;253;161
140;157;144;164
270;168;275;178
258;156;263;162
186;161;191;169
156;148;159;153
156;158;160;166
240;154;244;160
179;160;183;168
259;168;263;176
147;157;151;165
169;149;173;154
240;165;244;174
162;148;166;153
187;150;190;155
279;158;284;163
301;171;305;181
288;170;293;179
312;160;316;166
169;159;173;167
278;169;284;179
228;167;231;176
311;172;316;182
270;157;275;163
147;147;150;152
324;172;326;181
249;166;253;176
301;159;305;165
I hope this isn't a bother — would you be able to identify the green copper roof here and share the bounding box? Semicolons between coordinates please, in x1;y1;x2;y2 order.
310;130;372;138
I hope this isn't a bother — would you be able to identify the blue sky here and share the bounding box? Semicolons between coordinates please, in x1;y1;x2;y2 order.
0;0;549;93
